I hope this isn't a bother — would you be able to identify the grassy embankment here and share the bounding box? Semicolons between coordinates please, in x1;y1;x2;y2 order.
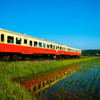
0;57;98;100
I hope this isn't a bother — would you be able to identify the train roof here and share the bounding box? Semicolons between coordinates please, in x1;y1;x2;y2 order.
0;28;66;46
0;28;81;51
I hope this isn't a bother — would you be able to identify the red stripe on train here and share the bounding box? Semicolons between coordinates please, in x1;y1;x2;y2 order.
0;43;81;56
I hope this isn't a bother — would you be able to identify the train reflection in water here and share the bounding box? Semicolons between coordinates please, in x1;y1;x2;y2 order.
20;64;81;94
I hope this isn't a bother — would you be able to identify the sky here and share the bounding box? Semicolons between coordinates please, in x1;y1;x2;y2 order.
0;0;100;50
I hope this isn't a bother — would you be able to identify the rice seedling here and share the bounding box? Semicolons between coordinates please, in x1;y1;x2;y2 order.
0;57;99;100
98;88;100;98
86;68;100;95
92;75;100;96
40;57;100;100
82;79;87;87
77;69;93;85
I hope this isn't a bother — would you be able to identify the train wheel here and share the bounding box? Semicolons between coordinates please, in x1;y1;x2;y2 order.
6;55;10;61
56;55;59;59
52;55;56;59
1;55;10;61
64;56;68;59
67;56;70;59
17;55;23;61
1;56;6;61
77;56;79;58
12;54;17;61
58;55;62;59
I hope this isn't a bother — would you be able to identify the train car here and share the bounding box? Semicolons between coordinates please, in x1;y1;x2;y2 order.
0;28;81;61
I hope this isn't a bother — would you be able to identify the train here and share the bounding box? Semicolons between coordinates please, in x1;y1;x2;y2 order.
0;28;81;61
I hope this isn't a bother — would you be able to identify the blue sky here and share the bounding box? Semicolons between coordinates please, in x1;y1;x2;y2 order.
0;0;100;50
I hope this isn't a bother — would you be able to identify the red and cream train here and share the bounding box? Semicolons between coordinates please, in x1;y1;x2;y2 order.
0;28;81;61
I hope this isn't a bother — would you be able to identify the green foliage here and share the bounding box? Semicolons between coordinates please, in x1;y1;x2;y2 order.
0;57;98;100
82;49;100;56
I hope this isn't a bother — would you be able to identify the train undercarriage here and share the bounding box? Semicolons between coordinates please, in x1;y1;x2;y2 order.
0;52;80;61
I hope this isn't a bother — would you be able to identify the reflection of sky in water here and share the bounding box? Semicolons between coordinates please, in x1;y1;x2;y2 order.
36;62;100;100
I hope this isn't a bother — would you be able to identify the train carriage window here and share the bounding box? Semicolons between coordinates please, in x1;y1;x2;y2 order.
38;84;41;89
50;79;52;83
16;37;21;44
53;78;55;82
43;43;46;48
69;49;72;51
62;47;64;50
62;47;63;50
53;45;55;49
1;34;4;42
60;47;62;50
33;85;37;91
58;46;59;49
24;39;27;44
56;76;58;80
64;47;66;51
47;44;49;49
34;41;37;47
50;45;52;49
46;80;49;85
39;42;42;47
67;48;70;51
7;36;14;43
42;82;45;87
72;49;74;52
60;75;62;78
56;46;58;50
29;40;32;46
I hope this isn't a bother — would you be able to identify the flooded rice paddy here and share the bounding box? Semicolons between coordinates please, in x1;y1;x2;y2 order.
21;58;100;100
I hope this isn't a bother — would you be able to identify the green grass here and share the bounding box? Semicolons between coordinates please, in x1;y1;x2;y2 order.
0;57;98;100
55;57;100;99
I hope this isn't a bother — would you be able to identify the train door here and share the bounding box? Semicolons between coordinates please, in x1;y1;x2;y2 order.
0;33;5;52
23;38;28;54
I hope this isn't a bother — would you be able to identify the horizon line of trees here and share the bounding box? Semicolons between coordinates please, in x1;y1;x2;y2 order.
82;49;100;56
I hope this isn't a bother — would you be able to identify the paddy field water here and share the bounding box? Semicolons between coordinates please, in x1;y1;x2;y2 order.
0;57;100;100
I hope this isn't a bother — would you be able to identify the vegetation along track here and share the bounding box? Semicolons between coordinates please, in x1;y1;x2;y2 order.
0;57;99;100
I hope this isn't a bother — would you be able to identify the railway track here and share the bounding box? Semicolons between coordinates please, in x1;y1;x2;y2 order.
23;57;81;62
0;57;81;62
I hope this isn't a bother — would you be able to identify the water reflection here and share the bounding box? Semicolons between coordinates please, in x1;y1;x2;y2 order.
20;64;81;94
